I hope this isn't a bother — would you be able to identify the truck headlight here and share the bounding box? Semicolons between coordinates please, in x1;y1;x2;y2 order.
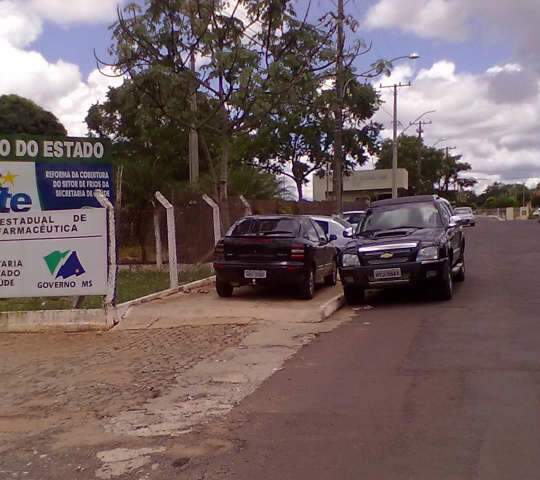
342;253;360;267
417;246;439;261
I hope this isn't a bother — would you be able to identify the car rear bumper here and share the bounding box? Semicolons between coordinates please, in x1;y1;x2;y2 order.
340;259;447;289
214;261;307;286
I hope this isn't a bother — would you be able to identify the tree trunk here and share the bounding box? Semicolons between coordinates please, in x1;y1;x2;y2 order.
296;180;304;202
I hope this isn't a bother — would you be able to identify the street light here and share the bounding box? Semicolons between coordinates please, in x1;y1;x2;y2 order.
431;137;448;148
399;110;436;137
379;53;421;199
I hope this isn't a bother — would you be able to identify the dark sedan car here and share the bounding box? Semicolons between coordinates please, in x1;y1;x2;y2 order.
339;195;466;304
214;215;337;300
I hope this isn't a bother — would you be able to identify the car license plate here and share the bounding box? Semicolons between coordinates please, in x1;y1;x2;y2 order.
374;268;402;280
244;270;267;279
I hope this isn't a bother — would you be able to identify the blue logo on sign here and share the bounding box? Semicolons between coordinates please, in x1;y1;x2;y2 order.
0;170;32;213
44;250;86;280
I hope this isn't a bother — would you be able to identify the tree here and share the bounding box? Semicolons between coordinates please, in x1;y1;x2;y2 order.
375;136;476;195
376;136;444;194
0;94;67;136
249;69;381;200
99;0;336;228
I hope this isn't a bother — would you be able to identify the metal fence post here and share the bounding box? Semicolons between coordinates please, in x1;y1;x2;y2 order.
94;190;117;307
202;194;222;245
153;206;163;270
155;192;178;289
239;195;252;216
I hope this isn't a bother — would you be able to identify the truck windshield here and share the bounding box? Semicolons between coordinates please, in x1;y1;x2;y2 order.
228;218;299;237
360;203;443;233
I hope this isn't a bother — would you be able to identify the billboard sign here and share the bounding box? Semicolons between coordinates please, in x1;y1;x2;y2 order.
0;208;107;297
0;135;113;212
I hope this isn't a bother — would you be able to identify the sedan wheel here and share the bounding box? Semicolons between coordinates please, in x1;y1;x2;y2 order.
325;262;338;286
299;268;315;300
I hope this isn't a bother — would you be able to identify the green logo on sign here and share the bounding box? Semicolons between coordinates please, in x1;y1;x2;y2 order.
44;250;86;279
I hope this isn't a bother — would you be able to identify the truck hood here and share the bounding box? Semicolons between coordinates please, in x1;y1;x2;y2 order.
351;227;444;250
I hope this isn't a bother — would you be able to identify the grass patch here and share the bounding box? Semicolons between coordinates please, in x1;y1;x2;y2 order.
0;265;212;312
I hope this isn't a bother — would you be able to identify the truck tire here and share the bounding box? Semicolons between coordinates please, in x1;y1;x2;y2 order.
344;285;365;305
216;280;234;298
437;261;454;301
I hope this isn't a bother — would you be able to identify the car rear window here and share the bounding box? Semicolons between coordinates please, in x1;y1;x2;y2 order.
455;207;473;214
228;218;300;237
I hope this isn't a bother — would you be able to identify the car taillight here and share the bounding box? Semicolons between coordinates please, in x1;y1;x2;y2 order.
290;244;305;261
214;241;224;260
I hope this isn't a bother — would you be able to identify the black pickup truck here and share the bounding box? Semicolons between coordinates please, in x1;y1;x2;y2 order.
214;215;337;299
339;195;466;304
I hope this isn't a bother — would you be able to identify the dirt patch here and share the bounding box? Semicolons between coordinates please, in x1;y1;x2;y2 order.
0;324;251;457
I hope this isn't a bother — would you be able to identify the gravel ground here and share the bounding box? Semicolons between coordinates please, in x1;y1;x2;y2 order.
0;324;251;466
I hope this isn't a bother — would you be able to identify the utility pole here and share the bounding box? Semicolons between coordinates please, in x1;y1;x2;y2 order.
189;49;199;184
410;118;432;194
333;0;345;214
380;82;411;198
443;146;457;193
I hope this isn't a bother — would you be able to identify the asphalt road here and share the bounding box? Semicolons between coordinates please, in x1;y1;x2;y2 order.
183;218;540;480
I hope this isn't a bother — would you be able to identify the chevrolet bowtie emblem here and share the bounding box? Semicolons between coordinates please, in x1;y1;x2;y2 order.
380;252;394;259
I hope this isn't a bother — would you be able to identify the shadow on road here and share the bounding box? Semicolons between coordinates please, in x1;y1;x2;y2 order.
363;283;465;307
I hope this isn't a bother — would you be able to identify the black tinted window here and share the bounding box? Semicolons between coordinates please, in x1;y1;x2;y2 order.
361;203;443;232
228;218;299;237
315;220;329;234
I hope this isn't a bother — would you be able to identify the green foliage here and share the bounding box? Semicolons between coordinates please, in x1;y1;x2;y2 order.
478;182;529;208
376;135;475;194
247;65;382;200
0;94;67;136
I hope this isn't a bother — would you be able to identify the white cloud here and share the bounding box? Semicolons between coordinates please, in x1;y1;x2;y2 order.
0;0;125;135
25;0;127;24
365;0;468;41
375;61;540;187
0;1;42;47
365;0;540;69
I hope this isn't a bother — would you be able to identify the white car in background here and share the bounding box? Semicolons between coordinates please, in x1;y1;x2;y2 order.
454;206;476;226
310;215;354;252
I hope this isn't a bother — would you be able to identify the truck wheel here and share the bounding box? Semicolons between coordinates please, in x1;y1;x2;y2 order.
216;280;234;298
343;285;365;305
437;261;454;300
299;268;315;300
324;261;338;286
454;256;465;282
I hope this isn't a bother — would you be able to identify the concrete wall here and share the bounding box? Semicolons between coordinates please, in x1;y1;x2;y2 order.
313;169;409;201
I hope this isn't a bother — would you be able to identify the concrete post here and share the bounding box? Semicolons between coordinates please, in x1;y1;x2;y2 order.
202;194;222;245
94;190;117;307
155;192;178;289
153;207;163;271
239;195;252;216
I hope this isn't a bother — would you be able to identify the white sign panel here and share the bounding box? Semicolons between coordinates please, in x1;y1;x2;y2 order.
0;208;107;298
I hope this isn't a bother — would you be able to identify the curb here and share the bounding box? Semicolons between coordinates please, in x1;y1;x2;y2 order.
116;276;216;323
319;293;346;322
0;276;217;334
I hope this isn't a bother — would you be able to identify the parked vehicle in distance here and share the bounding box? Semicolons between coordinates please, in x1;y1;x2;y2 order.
339;195;466;305
533;208;540;217
454;206;476;226
310;215;354;252
214;215;338;300
343;210;366;228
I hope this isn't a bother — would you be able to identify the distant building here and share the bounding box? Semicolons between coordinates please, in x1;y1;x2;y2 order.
313;169;409;202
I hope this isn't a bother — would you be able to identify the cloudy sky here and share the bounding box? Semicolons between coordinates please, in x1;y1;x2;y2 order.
1;0;540;192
